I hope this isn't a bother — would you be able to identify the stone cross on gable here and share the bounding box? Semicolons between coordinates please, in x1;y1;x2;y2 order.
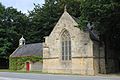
64;5;67;12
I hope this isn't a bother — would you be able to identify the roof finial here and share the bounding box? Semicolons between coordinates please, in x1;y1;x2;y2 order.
64;5;67;12
19;35;25;46
22;35;23;38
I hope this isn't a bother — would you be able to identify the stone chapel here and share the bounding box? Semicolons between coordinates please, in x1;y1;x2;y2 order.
10;7;107;75
42;8;106;75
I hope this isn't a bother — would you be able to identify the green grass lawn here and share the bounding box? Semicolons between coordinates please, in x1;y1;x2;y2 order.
0;69;77;75
0;69;10;72
0;69;43;73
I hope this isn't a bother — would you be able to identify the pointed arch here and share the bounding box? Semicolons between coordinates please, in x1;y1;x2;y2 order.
61;29;71;61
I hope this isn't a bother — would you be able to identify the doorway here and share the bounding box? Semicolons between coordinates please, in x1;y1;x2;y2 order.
26;62;30;72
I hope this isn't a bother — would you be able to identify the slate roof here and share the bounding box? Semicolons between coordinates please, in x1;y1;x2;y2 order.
86;23;99;41
10;43;43;57
89;30;99;41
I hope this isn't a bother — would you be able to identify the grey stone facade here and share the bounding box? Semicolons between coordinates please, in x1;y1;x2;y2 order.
43;10;106;75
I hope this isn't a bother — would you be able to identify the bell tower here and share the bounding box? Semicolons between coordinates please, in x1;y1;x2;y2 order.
19;35;25;46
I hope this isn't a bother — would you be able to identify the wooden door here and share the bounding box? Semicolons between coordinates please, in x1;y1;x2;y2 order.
26;62;30;72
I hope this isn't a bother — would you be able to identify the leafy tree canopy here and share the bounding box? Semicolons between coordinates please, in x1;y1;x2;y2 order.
79;0;120;52
0;0;81;59
0;0;120;64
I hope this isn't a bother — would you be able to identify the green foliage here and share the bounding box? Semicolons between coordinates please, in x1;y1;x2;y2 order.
0;0;81;59
0;3;29;59
28;0;81;42
1;0;119;68
9;56;42;70
5;0;120;68
79;0;120;51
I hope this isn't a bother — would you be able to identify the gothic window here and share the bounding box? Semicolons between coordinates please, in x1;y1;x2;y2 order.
61;30;71;61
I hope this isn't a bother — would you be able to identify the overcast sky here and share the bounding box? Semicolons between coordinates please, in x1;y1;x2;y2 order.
0;0;45;13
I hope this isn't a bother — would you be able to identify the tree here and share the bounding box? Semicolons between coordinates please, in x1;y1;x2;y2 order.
0;0;82;68
79;0;120;65
28;0;81;42
0;3;30;68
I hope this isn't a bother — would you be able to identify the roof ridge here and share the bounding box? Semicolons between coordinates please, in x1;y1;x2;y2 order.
25;43;42;46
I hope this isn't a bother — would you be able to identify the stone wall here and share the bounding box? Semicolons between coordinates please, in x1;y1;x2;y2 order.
72;58;94;75
43;11;106;75
43;58;95;75
21;61;42;71
31;62;42;71
93;41;106;74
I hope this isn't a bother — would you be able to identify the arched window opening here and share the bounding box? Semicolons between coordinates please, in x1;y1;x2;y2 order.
61;30;71;61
